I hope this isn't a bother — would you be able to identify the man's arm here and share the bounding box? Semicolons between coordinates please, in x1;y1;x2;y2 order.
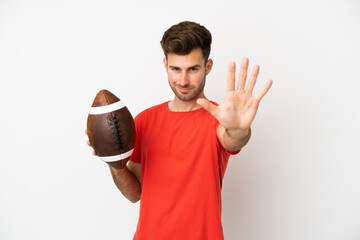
217;126;251;152
86;130;141;203
109;161;141;203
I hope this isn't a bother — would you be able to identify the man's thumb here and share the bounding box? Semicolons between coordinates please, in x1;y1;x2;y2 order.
197;98;218;117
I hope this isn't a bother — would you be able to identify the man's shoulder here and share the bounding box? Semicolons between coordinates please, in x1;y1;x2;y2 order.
135;101;168;119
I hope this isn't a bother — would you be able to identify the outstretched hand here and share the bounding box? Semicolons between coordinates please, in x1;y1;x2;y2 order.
197;58;272;132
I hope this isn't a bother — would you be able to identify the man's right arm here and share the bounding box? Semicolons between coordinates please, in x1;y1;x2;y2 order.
109;161;141;203
86;130;141;203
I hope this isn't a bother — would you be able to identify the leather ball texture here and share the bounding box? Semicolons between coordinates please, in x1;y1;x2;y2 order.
87;89;136;169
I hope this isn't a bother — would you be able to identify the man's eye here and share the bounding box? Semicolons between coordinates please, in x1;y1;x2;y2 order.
172;68;180;71
190;68;198;71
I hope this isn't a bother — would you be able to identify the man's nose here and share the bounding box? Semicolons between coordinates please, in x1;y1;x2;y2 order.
179;72;190;86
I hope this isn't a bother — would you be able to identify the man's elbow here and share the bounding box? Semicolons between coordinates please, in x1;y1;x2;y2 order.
128;194;141;203
126;187;141;203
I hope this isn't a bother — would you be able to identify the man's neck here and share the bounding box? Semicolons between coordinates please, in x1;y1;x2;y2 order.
168;96;207;112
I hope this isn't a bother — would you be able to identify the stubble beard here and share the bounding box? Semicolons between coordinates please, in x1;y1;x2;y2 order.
169;76;206;102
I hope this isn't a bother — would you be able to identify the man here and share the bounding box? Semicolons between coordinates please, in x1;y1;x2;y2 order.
87;21;272;239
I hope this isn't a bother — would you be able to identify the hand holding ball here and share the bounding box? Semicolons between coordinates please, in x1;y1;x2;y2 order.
87;90;136;169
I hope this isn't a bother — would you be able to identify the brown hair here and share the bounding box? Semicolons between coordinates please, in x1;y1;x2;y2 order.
160;21;212;61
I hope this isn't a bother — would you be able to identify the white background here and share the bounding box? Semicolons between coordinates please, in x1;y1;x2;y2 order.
0;0;359;239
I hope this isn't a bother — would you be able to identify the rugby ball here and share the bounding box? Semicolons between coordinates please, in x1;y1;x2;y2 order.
87;89;136;169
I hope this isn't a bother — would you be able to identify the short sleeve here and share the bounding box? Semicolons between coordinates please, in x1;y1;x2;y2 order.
215;120;240;186
129;114;142;163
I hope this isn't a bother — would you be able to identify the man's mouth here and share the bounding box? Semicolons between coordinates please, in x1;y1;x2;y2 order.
178;86;192;93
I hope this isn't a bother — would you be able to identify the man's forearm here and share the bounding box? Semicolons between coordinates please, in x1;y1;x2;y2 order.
218;126;251;152
109;166;141;203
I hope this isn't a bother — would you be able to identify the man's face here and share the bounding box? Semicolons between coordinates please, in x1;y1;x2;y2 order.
164;48;213;102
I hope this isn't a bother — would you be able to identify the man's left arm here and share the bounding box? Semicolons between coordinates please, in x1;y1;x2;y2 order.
197;58;272;152
217;125;251;152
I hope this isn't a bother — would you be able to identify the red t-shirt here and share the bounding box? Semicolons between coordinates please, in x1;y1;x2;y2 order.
130;102;239;240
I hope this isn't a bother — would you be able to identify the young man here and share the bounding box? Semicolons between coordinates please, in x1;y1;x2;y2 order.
88;21;272;239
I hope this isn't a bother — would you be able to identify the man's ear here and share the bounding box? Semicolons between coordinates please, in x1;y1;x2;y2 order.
206;59;213;75
163;57;168;70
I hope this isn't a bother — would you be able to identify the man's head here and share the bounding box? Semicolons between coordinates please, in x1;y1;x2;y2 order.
161;21;213;103
160;21;212;63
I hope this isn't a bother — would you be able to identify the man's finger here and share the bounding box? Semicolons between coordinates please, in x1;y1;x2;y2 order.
226;61;236;92
246;64;259;94
197;98;218;117
237;57;249;91
256;80;273;100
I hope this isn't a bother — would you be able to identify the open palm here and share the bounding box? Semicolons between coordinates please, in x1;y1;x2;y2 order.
197;58;272;131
